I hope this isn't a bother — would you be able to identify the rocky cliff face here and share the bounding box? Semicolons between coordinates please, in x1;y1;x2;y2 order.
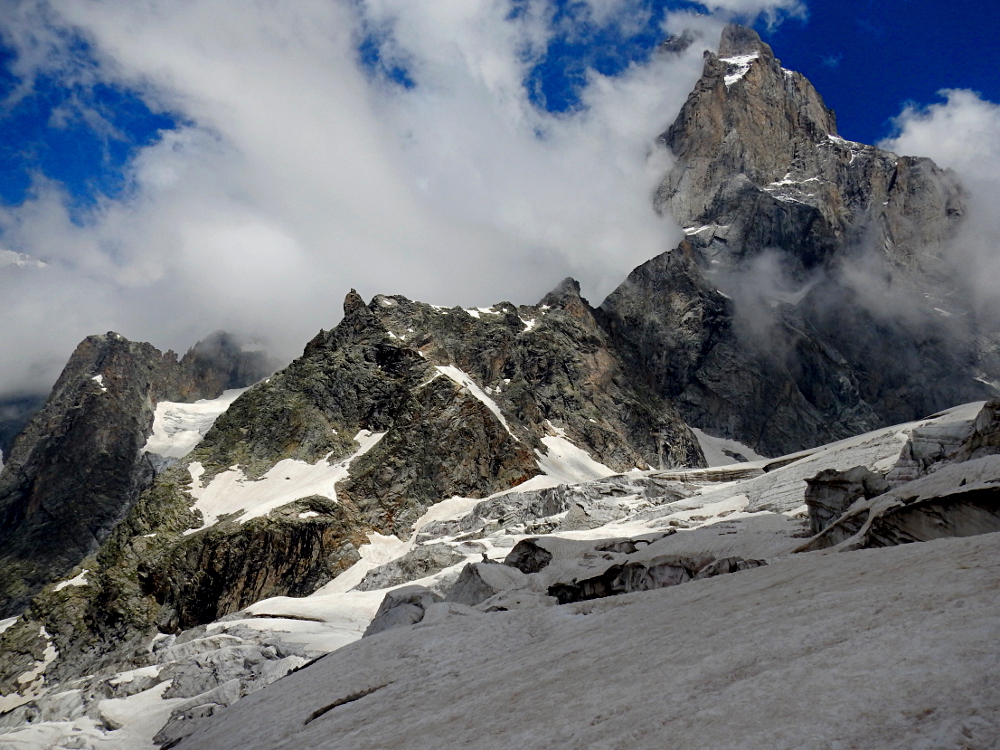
196;281;702;535
602;24;995;457
656;24;964;272
0;331;275;618
0;280;704;692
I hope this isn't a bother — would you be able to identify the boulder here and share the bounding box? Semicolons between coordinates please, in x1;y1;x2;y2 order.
363;586;442;638
443;563;529;607
503;539;553;574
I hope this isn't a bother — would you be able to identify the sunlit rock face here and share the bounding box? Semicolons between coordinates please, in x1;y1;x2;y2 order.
657;24;964;273
602;24;996;458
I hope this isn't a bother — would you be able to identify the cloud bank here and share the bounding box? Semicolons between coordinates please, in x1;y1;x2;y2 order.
0;0;800;395
881;89;1000;322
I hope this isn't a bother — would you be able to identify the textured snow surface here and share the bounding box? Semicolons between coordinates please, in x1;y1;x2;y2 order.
0;682;185;750
185;430;384;533
182;533;1000;750
143;388;248;459
2;403;993;748
687;401;983;515
691;428;764;466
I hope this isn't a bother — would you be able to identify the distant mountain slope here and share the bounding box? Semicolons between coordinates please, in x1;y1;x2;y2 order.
0;331;276;618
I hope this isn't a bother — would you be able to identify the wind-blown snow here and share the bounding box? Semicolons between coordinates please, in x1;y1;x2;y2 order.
435;365;513;436
143;388;248;459
185;430;385;533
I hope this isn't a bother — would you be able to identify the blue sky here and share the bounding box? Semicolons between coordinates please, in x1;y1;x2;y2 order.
0;0;998;396
1;0;995;212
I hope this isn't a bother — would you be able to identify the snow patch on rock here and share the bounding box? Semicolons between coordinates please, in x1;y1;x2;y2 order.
53;569;89;591
435;365;513;437
143;388;248;459
185;430;385;533
720;53;758;87
692;428;765;467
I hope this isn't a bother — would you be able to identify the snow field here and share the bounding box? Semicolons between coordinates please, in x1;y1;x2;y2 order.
184;430;385;533
181;532;1000;750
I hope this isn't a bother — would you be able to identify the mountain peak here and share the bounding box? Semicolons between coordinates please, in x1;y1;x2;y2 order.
717;24;773;60
653;22;961;273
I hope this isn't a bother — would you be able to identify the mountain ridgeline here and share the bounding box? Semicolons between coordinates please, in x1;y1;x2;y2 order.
0;23;997;728
0;332;277;618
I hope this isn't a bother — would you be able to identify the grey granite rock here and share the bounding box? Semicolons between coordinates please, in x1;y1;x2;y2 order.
355;543;481;591
443;563;529;607
601;24;995;457
363;585;443;637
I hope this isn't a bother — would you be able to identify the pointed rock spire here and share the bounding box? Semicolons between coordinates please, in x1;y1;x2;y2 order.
654;23;961;272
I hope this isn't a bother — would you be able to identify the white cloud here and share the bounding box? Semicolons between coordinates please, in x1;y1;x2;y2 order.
0;0;799;395
881;90;1000;320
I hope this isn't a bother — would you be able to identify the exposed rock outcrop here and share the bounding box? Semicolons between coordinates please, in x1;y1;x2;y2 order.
363;585;442;637
601;24;994;457
805;466;889;534
355;542;482;591
548;553;765;604
0;331;274;618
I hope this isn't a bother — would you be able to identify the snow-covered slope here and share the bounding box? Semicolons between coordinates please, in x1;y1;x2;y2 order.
1;400;994;749
180;532;1000;750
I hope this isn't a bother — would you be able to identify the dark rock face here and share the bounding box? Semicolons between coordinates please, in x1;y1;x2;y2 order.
548;553;765;604
0;394;46;463
601;24;995;456
504;538;554;574
0;334;160;618
0;331;274;618
805;466;889;535
137;506;362;632
197;283;703;536
355;543;479;592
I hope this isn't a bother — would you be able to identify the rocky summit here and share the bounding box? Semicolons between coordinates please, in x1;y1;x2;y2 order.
1;23;999;750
